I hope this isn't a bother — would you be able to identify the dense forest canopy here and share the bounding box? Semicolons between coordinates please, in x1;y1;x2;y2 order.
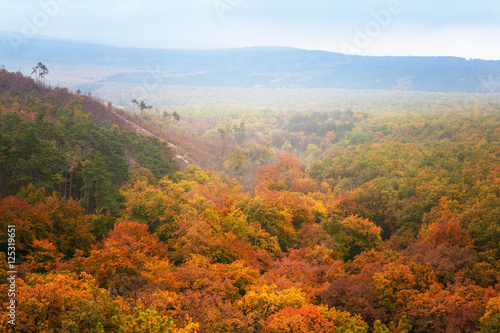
1;68;500;332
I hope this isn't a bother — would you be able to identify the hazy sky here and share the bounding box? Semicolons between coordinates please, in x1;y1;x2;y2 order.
1;0;499;59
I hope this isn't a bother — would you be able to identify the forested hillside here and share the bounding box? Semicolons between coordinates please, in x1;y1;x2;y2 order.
1;68;500;332
0;68;179;214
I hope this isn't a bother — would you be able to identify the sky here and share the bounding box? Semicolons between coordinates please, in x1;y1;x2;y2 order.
1;0;499;60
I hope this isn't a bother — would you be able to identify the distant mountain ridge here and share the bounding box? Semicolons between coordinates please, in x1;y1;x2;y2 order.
1;31;499;93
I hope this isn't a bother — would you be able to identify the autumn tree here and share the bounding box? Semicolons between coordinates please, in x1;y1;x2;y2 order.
323;215;382;260
2;273;119;333
480;296;500;332
84;221;176;295
262;305;370;333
